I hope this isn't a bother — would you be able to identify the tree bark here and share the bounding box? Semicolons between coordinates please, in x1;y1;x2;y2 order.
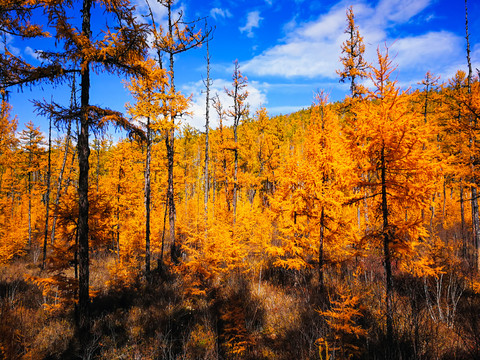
461;185;467;258
78;0;92;330
42;116;52;269
145;117;151;274
319;207;325;288
165;2;177;263
381;145;394;356
204;36;211;237
233;91;239;224
465;0;480;269
166;132;177;262
27;132;33;248
27;169;32;247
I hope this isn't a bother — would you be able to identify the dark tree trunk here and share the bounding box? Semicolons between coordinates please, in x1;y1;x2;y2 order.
461;185;467;258
145;117;151;274
42;117;52;269
232;86;239;224
166;132;177;262
27;170;32;247
319;206;325;288
78;0;92;330
166;2;177;263
116;164;123;261
204;36;211;236
381;145;394;357
465;0;480;269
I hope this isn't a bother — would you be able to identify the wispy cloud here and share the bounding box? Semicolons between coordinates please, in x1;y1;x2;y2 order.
376;0;433;23
131;0;186;59
24;46;41;61
242;0;457;84
132;0;169;25
240;11;263;38
391;31;461;69
5;33;20;56
243;4;349;78
210;7;232;20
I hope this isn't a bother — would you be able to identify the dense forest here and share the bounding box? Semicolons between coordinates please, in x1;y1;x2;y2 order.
1;0;480;359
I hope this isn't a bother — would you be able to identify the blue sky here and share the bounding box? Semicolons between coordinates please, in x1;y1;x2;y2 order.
5;0;480;135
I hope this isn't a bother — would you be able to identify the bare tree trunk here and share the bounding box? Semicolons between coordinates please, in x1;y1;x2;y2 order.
204;36;211;237
145;117;151;274
212;162;216;208
461;185;467;257
159;196;168;267
381;145;394;356
166;2;178;263
227;61;248;224
184;137;188;216
166;132;177;262
465;0;480;269
78;0;92;330
95;136;100;192
319;207;325;288
116;164;123;261
28;170;32;247
26;129;33;248
42;117;52;269
10;168;16;219
233;127;238;224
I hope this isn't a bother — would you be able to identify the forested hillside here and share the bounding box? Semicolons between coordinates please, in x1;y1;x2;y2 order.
1;1;480;359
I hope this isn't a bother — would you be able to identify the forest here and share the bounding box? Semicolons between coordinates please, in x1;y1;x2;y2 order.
1;0;480;359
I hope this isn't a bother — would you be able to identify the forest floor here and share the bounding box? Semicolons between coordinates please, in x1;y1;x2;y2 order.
1;252;480;359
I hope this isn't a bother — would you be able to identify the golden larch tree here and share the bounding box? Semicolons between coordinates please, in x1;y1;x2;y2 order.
347;47;440;353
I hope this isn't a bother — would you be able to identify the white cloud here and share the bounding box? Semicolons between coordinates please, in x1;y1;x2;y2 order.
391;31;462;69
244;41;341;78
239;11;263;38
24;46;41;61
132;0;169;26
210;7;232;19
242;0;460;86
4;33;20;56
182;78;267;130
131;0;187;59
429;42;480;83
243;4;350;78
376;0;433;23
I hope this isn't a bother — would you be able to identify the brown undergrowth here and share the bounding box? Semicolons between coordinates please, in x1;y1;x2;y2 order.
1;254;480;359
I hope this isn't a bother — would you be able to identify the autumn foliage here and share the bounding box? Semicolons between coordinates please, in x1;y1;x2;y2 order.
2;2;480;360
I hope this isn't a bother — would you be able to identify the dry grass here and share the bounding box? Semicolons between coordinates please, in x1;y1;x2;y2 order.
1;255;480;359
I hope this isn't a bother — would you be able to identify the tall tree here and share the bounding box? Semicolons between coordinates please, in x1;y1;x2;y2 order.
41;116;52;269
50;78;76;245
0;98;21;262
125;58;187;273
24;0;149;330
19;121;45;249
272;93;355;287
212;94;231;212
148;0;210;263
348;47;439;355
204;33;212;235
464;0;480;268
226;60;248;223
337;6;368;98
